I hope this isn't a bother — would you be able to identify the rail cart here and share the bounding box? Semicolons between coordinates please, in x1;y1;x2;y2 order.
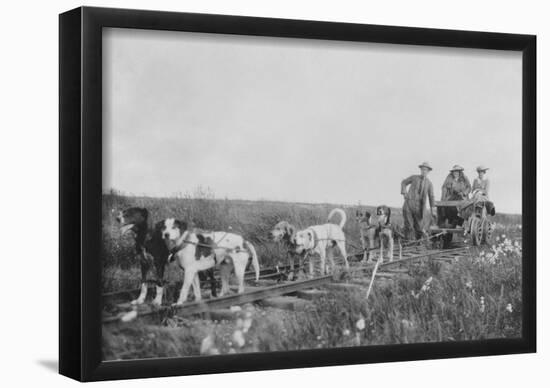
430;199;495;249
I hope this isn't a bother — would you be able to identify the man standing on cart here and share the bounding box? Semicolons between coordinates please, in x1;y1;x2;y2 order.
401;162;436;241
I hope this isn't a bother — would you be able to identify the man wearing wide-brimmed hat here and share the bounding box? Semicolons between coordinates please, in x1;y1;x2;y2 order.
400;162;436;240
472;165;490;197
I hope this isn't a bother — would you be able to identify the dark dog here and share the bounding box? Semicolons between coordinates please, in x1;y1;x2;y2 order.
355;210;376;262
115;207;170;305
375;205;404;261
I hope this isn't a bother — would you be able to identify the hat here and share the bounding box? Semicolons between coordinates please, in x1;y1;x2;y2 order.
450;165;464;172
418;162;432;171
476;165;489;172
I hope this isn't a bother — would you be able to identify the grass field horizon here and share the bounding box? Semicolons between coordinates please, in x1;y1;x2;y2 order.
103;188;523;217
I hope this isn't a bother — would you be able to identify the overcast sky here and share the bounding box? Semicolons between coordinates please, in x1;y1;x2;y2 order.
103;28;522;214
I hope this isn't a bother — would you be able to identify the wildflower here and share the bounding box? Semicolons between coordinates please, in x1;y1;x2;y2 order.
200;334;216;355
230;306;242;312
232;330;246;348
514;241;519;247
242;318;253;333
452;295;456;304
120;309;138;322
480;296;485;313
420;276;433;292
501;234;506;239
496;236;500;242
356;318;366;331
343;329;351;336
236;318;244;328
316;335;322;340
465;280;472;289
506;303;513;313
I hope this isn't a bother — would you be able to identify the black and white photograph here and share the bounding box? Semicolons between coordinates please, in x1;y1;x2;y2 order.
101;27;525;360
2;0;548;385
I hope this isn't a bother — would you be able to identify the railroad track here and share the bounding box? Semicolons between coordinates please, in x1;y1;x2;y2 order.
102;244;471;325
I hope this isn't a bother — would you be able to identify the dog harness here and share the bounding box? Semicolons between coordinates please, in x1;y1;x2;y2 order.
168;233;248;264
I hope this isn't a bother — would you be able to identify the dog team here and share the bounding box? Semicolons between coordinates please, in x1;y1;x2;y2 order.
115;203;405;306
113;162;491;306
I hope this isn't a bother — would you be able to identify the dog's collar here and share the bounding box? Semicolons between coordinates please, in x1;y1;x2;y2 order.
169;231;195;255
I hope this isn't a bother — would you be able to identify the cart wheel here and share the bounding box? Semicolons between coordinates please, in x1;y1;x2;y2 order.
470;217;483;246
482;221;495;245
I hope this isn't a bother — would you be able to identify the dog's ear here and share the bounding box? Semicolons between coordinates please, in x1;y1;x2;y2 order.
386;207;391;225
173;219;188;232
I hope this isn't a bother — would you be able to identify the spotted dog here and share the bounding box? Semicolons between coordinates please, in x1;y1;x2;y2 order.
375;205;404;262
293;208;349;276
114;207;170;305
355;209;377;262
161;219;260;305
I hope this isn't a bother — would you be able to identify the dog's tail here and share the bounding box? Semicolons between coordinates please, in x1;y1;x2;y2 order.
328;208;347;229
244;240;260;281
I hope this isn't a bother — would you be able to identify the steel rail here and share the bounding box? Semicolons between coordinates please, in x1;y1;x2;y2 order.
103;274;332;324
351;246;470;274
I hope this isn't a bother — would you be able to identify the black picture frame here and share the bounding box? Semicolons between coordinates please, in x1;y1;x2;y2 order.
59;6;536;382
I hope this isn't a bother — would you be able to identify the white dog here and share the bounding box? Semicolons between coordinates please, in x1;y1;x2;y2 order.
294;208;349;275
161;219;260;305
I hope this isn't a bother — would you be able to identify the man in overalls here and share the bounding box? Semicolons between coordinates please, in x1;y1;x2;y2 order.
401;162;436;240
